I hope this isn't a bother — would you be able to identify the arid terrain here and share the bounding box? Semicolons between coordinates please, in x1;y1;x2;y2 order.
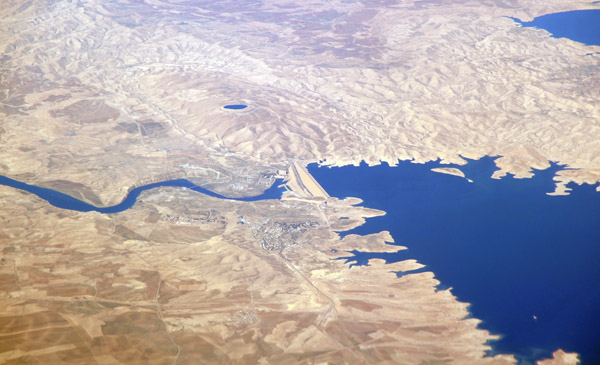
1;0;598;363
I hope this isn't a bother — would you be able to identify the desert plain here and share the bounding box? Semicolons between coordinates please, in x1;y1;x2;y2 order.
1;0;599;363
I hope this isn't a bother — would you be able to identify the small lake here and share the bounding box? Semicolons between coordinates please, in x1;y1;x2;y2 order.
0;176;284;214
308;157;600;364
223;104;248;110
510;9;600;47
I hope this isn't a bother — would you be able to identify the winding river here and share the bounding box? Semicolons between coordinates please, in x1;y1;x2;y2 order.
0;175;285;214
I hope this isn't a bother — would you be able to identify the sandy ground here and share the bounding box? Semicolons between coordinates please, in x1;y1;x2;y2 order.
0;185;515;364
1;0;599;201
0;181;578;363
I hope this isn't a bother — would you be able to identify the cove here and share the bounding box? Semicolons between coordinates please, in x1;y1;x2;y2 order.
0;175;284;214
223;104;248;110
510;9;600;47
308;157;600;364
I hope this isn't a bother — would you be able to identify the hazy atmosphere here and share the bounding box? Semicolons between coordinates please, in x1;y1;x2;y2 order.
1;0;599;364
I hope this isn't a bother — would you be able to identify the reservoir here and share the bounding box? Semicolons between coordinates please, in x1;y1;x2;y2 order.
0;176;284;214
510;9;600;47
308;157;600;364
223;104;248;110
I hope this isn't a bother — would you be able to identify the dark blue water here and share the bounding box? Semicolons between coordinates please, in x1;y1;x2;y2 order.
510;9;600;47
0;176;284;214
223;104;248;110
308;157;600;364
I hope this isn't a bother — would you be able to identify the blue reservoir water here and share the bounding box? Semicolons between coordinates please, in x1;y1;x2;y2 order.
223;104;248;110
0;176;284;214
308;157;600;364
510;9;600;47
